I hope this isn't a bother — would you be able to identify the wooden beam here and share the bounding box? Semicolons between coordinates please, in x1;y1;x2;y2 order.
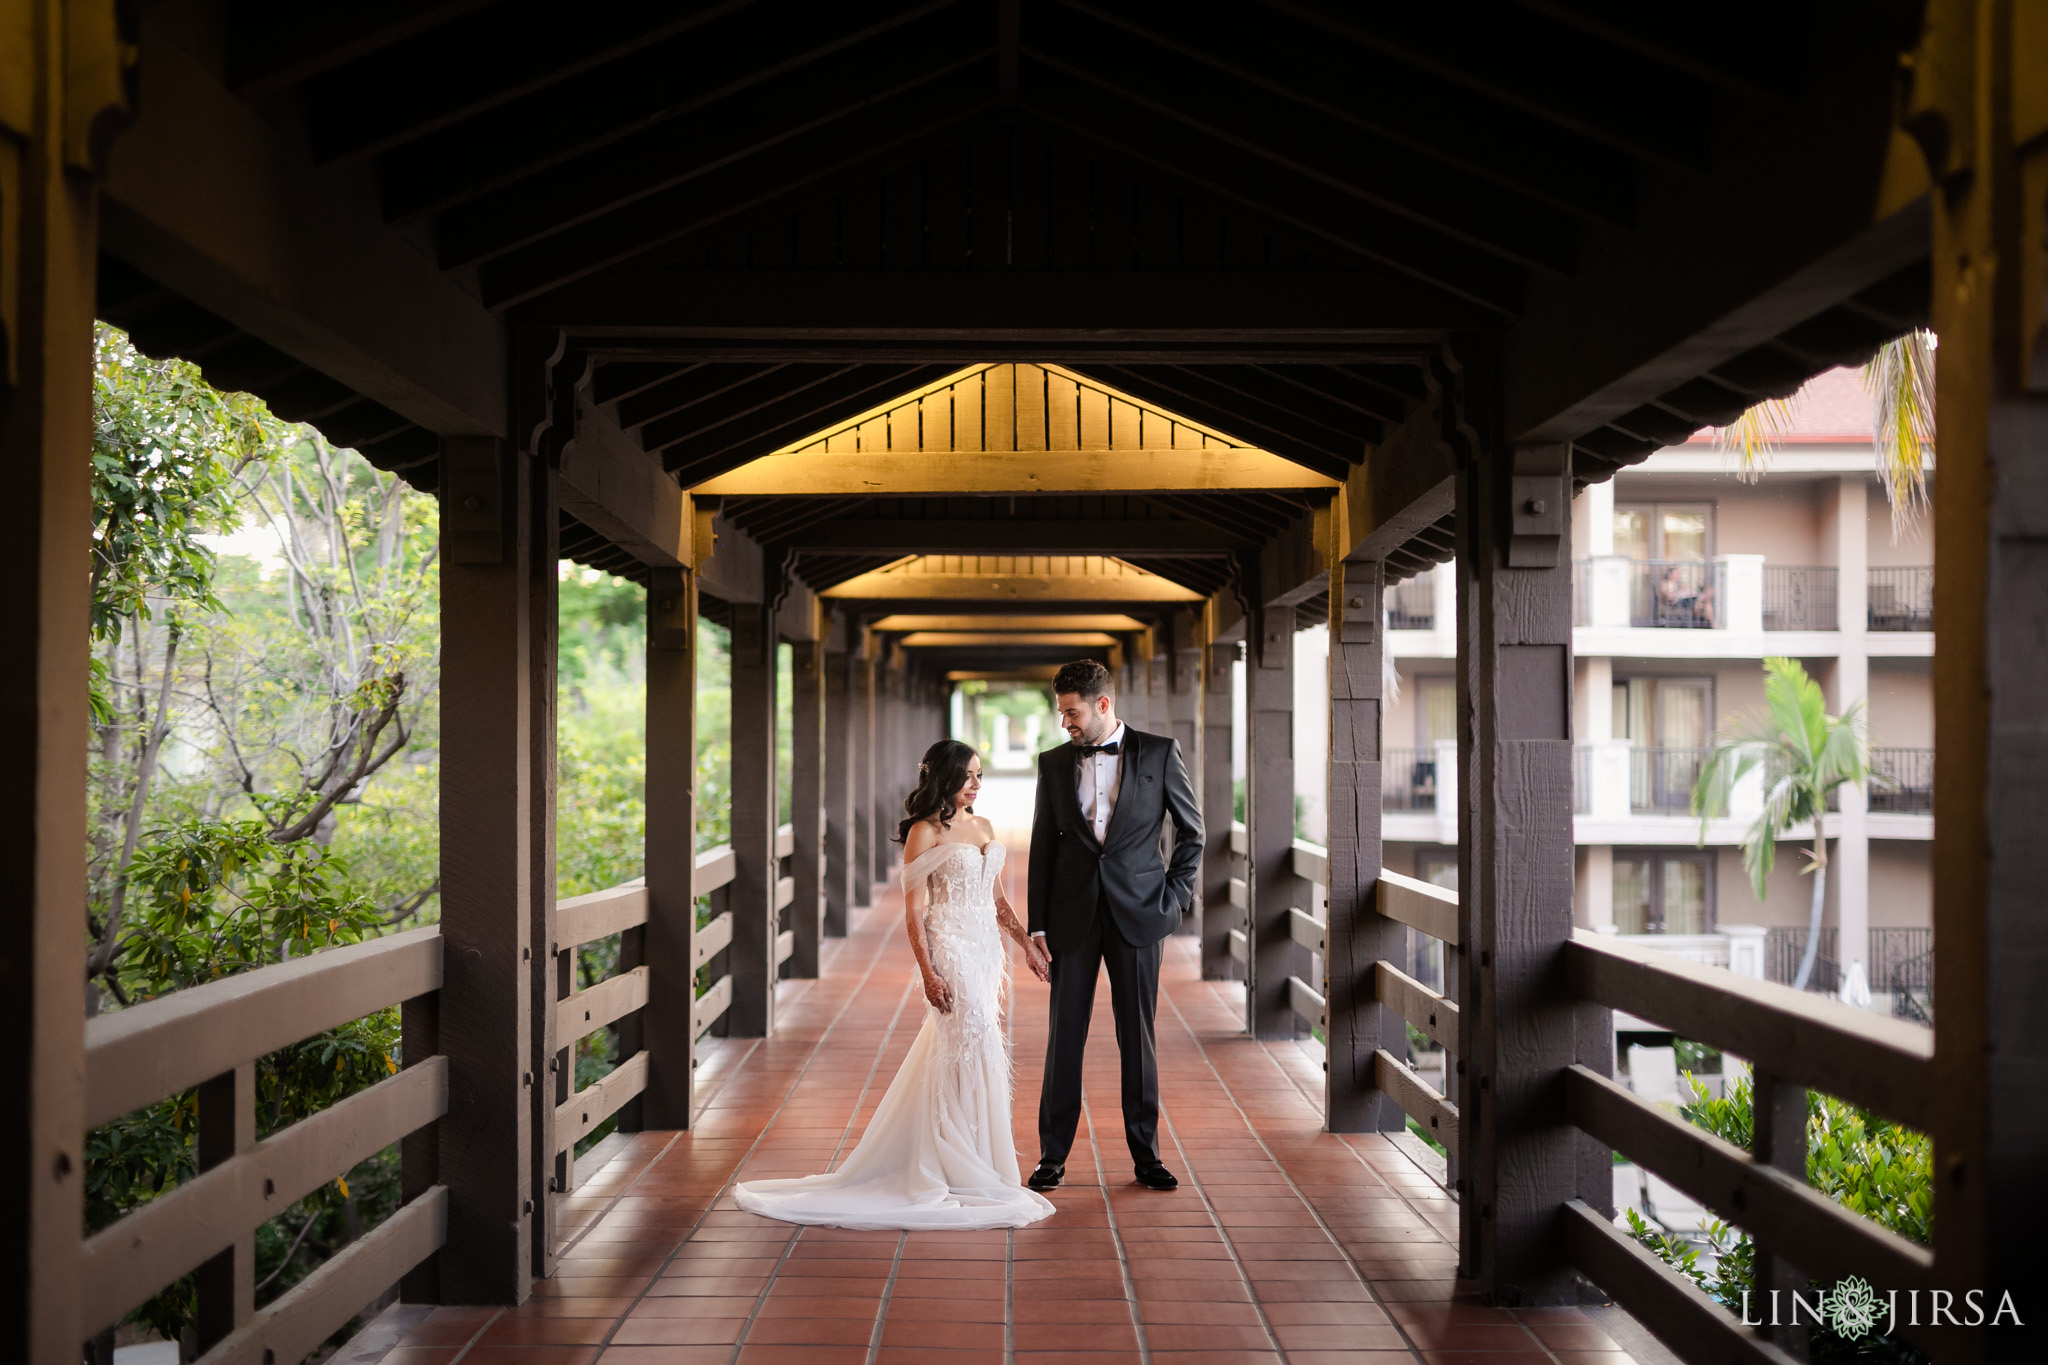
437;436;538;1301
1247;601;1308;1039
825;560;1205;603
726;604;778;1036
895;631;1119;648
698;447;1336;498
783;519;1248;555
872;613;1151;632
633;567;697;1127
520;269;1495;335
1200;627;1238;982
789;639;826;976
224;1;501;97
102;26;505;436
1498;26;1926;446
1456;432;1608;1301
558;383;690;567
1325;553;1402;1132
823;631;855;937
853;644;877;907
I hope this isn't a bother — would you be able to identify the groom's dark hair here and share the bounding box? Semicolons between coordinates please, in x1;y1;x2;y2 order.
1052;659;1114;702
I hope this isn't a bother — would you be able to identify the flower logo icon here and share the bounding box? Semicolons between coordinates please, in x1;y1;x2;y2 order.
1826;1276;1882;1340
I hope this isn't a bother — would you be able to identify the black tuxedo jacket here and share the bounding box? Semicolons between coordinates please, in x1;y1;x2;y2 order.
1027;727;1204;952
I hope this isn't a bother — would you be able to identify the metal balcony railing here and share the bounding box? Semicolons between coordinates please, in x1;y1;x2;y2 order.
1387;573;1436;630
1381;748;1438;811
1870;747;1934;813
1629;746;1706;814
1630;559;1722;629
1868;566;1934;631
1762;564;1837;630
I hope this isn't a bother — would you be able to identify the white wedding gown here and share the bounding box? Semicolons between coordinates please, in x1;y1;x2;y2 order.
732;839;1056;1230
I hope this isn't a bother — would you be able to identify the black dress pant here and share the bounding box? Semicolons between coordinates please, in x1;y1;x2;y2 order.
1037;892;1162;1169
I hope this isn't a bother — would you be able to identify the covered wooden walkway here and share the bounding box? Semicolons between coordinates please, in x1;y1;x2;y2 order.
371;856;1641;1365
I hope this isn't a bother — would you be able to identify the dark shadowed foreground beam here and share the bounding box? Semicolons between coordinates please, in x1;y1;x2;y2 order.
103;27;505;437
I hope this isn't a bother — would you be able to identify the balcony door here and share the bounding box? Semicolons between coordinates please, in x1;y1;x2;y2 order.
1614;677;1712;812
1614;851;1714;935
1614;503;1714;561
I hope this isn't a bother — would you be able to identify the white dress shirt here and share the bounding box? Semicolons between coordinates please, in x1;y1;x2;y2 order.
1075;722;1127;845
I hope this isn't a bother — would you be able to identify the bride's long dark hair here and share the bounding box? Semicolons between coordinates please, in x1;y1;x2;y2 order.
895;739;980;845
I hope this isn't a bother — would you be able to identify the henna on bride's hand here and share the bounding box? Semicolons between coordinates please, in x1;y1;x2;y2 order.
924;973;953;1012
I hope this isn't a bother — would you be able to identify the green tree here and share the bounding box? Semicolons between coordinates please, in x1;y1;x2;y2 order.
1691;657;1867;991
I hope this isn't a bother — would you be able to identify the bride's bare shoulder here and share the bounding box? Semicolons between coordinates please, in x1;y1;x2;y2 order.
904;818;944;859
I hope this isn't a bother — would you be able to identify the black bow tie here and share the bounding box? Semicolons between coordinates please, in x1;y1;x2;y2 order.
1077;741;1120;756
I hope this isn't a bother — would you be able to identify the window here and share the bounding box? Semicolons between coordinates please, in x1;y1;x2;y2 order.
1613;851;1713;934
1418;678;1456;747
1615;503;1714;561
1612;677;1711;745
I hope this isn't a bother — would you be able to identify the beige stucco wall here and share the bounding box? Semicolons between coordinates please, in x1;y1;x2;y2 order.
1867;659;1933;748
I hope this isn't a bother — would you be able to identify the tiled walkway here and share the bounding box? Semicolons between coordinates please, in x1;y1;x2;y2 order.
378;862;1643;1365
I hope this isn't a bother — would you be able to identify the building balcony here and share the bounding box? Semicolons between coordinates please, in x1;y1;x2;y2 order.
1571;555;1935;659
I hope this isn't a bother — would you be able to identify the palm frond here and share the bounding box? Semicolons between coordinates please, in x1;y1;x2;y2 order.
1713;395;1800;483
1860;331;1935;543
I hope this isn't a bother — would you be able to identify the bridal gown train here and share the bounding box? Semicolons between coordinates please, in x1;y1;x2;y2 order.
732;839;1056;1230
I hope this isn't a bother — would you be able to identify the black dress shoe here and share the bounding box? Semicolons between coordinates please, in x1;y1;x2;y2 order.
1028;1162;1064;1192
1134;1162;1179;1191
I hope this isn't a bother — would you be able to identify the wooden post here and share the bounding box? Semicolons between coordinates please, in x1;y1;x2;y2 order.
637;567;697;1125
1327;557;1401;1133
194;1064;257;1348
439;435;538;1303
853;639;876;907
727;604;778;1035
1750;1069;1810;1354
822;629;855;936
526;461;559;1276
1168;612;1202;939
876;644;901;879
0;17;108;1353
1455;432;1609;1302
1248;603;1309;1039
1201;637;1237;980
789;638;825;976
399;991;442;1301
1925;12;2048;1348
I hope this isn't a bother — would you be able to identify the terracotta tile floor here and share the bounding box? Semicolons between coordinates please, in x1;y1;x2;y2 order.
382;864;1646;1365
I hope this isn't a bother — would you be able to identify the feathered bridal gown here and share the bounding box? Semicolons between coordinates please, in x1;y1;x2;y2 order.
733;839;1056;1230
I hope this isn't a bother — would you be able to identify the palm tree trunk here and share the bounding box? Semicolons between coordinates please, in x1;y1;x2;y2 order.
1792;838;1830;990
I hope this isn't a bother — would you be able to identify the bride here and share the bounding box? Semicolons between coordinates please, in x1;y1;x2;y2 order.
733;739;1057;1230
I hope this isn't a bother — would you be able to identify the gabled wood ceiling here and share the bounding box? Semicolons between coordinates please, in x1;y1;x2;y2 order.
99;0;1927;612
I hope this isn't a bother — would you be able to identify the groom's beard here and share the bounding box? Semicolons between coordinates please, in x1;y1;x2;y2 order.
1067;714;1113;745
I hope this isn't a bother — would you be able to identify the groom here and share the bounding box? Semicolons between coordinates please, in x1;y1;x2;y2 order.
1027;658;1203;1192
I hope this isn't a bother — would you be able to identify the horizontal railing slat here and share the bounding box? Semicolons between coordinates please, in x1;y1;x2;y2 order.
556;882;648;951
81;1057;449;1336
1564;1065;1933;1292
1287;907;1325;956
1288;975;1325;1029
554;1049;648;1152
775;823;795;858
85;926;442;1129
774;929;795;967
1290;839;1328;886
1229;822;1247;856
1564;932;1935;1129
694;911;733;967
694;974;733;1038
197;1186;448;1365
1226;928;1248;965
1227;877;1249;910
775;875;795;911
1563;1199;1799;1365
557;966;650;1042
1375;961;1460;1053
1373;1047;1459;1150
1376;870;1461;946
694;845;737;896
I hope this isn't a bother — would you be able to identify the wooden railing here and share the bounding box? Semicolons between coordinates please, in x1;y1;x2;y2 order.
550;843;746;1162
1225;821;1250;974
80;928;447;1364
1562;930;1937;1360
773;821;796;975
